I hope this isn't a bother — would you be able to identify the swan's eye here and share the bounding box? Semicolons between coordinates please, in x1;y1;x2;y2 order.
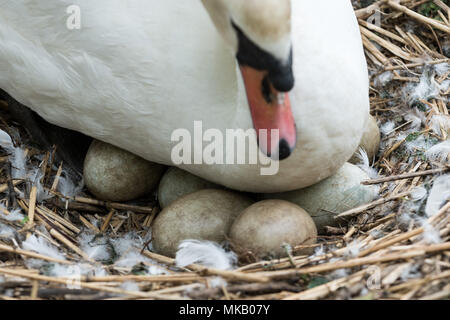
261;76;288;105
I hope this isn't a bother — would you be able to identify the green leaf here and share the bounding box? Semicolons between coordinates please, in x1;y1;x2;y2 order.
20;216;29;225
406;132;421;142
419;1;443;19
307;276;329;289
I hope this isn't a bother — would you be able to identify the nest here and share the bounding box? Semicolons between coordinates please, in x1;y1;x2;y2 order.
0;0;449;300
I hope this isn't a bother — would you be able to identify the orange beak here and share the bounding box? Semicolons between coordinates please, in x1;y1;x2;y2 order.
240;66;297;160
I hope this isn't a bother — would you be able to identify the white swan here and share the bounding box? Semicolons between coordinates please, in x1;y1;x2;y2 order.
0;0;369;193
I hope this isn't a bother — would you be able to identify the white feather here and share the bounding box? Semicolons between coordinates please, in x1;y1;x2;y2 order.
439;80;450;92
46;263;107;278
0;129;13;147
419;218;442;244
175;240;237;270
0;129;27;179
29;168;53;202
121;281;140;292
429;115;450;137
406;67;440;105
0;224;15;238
114;251;166;275
57;171;84;197
425;175;450;217
425;140;450;164
331;268;349;280
404;108;425;131
79;231;165;274
79;232;112;262
0;207;24;222
400;264;421;281
209;277;228;288
380;121;396;136
410;186;427;202
435;62;449;76
374;71;393;87
405;134;437;156
22;235;66;260
311;245;325;258
355;148;378;179
344;240;365;258
370;229;384;239
0;129;61;202
110;231;143;256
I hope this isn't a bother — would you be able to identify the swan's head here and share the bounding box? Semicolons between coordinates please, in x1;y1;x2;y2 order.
202;0;296;160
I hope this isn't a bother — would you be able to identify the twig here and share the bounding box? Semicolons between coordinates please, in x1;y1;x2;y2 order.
386;1;450;34
26;186;37;227
100;209;115;233
51;198;104;214
50;162;63;192
335;190;412;219
55;193;155;214
260;242;450;280
0;243;70;264
358;202;450;256
188;282;301;299
0;267;187;300
361;167;449;185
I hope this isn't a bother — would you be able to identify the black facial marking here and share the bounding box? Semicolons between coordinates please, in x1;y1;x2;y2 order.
232;21;294;92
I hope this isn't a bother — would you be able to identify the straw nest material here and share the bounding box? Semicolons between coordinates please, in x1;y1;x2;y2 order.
0;0;449;300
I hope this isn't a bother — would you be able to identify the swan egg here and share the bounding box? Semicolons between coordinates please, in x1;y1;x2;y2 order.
158;167;222;208
83;140;165;202
152;189;253;257
229;200;317;259
261;163;379;233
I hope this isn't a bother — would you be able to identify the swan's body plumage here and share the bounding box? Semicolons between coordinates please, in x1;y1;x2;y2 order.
0;0;369;192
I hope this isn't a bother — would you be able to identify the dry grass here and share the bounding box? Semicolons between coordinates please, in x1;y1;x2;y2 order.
0;0;448;300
